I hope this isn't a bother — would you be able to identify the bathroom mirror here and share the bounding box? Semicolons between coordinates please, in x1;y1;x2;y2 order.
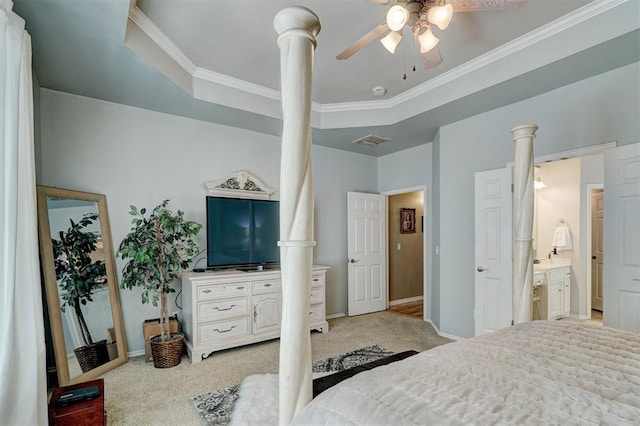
37;186;127;386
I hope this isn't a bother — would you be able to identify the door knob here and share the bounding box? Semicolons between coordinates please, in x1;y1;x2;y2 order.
349;258;359;264
592;256;597;260
477;266;488;272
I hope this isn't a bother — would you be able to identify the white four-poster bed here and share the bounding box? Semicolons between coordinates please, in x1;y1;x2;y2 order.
273;6;640;426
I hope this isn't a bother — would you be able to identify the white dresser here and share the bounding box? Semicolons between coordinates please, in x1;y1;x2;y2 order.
181;266;329;363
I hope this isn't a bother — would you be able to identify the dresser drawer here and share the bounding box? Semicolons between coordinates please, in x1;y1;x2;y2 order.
197;281;249;300
198;317;250;344
252;279;281;293
311;274;325;287
197;297;249;321
310;286;324;304
309;304;324;323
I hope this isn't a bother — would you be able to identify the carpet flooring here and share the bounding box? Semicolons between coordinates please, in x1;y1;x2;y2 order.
100;311;453;425
189;345;393;426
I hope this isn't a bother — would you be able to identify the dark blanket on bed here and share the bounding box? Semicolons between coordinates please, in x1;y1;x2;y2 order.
312;350;418;397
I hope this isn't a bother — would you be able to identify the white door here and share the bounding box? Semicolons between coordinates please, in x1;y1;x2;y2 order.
474;168;513;336
347;192;387;316
604;143;640;332
591;190;604;311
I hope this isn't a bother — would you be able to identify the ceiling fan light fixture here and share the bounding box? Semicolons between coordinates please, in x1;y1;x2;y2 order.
386;4;408;31
380;31;402;54
414;25;439;53
427;3;453;30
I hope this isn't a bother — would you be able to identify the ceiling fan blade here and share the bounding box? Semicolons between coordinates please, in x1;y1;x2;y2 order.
336;22;389;60
421;46;443;69
449;0;527;12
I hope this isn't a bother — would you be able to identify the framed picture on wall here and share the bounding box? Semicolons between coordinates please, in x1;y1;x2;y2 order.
400;208;416;234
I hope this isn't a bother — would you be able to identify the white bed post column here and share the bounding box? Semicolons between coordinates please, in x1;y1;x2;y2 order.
274;7;320;425
512;123;539;324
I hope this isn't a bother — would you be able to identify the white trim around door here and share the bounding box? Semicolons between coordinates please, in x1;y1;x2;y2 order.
585;183;604;319
382;185;431;321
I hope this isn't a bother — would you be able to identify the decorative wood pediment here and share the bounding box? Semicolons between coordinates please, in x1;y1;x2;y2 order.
204;171;276;200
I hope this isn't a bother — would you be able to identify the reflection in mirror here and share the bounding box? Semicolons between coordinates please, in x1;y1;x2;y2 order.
37;186;127;385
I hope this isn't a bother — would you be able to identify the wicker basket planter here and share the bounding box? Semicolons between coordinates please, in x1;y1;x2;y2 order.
150;333;184;368
74;339;110;373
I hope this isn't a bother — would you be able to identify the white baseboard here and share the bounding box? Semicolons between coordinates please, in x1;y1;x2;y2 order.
128;349;145;358
426;319;463;341
388;296;423;306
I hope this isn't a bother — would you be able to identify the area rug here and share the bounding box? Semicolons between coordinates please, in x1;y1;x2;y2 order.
190;345;393;426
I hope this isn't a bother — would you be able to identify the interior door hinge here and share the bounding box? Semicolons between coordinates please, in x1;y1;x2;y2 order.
511;183;514;193
511;320;514;326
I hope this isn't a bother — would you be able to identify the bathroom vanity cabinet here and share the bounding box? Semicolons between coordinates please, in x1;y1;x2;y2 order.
533;262;571;320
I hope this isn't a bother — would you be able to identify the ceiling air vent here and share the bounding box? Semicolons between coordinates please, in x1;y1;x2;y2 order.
352;134;391;147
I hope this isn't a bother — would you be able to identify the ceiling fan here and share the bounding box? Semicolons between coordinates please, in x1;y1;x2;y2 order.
337;0;528;69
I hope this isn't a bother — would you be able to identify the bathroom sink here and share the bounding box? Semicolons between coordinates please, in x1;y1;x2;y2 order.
533;258;571;272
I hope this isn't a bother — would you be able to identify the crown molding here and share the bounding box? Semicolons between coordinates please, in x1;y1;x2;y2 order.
127;0;636;128
128;6;197;76
193;67;282;102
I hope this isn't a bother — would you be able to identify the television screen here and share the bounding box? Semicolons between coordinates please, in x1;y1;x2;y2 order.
206;197;280;268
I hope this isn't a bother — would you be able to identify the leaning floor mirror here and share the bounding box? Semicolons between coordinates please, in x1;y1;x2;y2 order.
37;185;127;386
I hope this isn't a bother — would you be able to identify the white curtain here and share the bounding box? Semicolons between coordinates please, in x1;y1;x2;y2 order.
0;1;47;424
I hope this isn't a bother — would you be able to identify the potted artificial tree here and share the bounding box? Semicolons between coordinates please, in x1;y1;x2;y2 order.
52;213;110;373
118;200;202;368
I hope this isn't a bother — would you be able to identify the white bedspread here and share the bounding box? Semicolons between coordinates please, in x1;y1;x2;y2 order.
292;321;640;425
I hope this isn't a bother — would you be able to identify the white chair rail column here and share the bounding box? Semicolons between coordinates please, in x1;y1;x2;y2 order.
512;123;539;324
274;7;321;425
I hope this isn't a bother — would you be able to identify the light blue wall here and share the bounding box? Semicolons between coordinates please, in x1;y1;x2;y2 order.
377;144;432;193
39;60;640;350
438;62;640;338
313;145;378;315
39;90;377;353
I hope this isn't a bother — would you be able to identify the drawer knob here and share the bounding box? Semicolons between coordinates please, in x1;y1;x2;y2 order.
213;304;236;311
213;325;236;334
313;278;319;282
264;283;272;287
202;289;212;294
236;286;245;290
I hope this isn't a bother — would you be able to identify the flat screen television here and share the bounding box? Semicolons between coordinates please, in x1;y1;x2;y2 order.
206;196;280;269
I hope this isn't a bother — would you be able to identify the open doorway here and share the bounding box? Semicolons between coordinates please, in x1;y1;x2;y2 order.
534;156;605;324
386;190;424;319
589;187;604;321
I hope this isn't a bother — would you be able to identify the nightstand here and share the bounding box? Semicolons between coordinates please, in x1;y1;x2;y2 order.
48;378;105;425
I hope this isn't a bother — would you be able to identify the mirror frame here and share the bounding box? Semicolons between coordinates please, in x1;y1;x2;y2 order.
37;185;128;385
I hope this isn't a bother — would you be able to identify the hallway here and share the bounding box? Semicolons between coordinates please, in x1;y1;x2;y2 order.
388;300;423;319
